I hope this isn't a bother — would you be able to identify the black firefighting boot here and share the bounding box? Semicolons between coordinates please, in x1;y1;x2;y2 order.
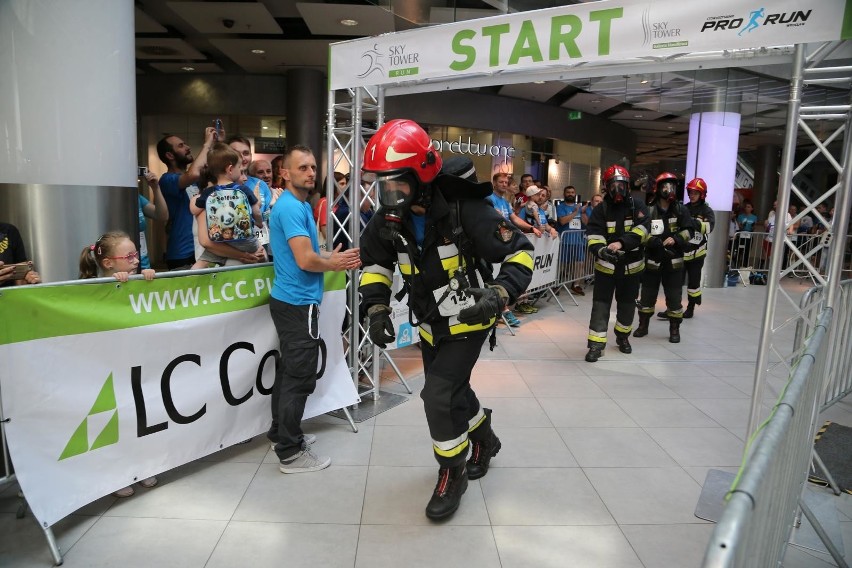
585;343;604;363
669;318;682;343
615;333;632;354
683;298;696;319
633;312;651;337
656;311;669;319
467;410;501;480
425;463;468;520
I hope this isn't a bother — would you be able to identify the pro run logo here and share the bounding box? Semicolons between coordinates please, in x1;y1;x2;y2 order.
58;373;119;460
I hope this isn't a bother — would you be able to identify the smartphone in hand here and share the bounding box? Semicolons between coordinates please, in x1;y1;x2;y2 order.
11;261;33;279
213;119;223;141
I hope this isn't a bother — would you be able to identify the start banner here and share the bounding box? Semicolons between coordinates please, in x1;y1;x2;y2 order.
0;267;359;528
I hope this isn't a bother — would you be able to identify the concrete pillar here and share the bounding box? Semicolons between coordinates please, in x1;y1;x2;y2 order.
286;69;326;161
754;144;781;221
0;1;137;282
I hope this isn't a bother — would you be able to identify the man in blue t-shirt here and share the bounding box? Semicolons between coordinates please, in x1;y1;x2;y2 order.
555;185;587;295
156;128;216;269
268;145;361;474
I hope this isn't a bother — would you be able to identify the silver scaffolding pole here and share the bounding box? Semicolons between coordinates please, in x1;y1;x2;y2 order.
748;42;852;437
326;87;409;422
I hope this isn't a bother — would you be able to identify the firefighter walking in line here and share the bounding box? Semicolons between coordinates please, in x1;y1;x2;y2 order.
358;120;534;520
680;178;715;318
585;165;650;363
634;172;695;343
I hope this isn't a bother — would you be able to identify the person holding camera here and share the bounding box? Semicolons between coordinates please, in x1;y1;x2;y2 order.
0;222;41;287
137;169;168;270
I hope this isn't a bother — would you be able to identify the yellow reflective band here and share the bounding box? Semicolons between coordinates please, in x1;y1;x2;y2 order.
360;272;392;287
594;262;615;275
638;307;655;314
701;220;710;234
607;227;616;234
418;329;433;345
614;323;631;334
678;230;691;240
505;250;534;271
588;334;607;343
441;255;460;272
687;289;702;298
449;320;494;335
588;329;607;339
468;407;487;432
399;263;419;275
434;439;469;458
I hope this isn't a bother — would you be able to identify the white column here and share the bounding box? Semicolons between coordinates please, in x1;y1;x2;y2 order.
0;0;137;281
685;111;741;287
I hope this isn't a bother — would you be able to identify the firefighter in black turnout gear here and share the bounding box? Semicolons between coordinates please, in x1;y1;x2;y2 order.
358;120;534;520
680;178;715;318
634;172;695;343
584;165;650;363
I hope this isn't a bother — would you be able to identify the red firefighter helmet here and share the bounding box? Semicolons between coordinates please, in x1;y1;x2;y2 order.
602;164;630;201
686;177;708;200
655;171;678;202
362;119;441;184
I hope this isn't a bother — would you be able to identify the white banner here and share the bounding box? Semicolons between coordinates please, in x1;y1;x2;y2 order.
0;270;359;528
493;234;560;290
330;0;850;90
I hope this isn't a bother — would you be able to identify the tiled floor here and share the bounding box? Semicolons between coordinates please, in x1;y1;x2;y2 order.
2;279;851;567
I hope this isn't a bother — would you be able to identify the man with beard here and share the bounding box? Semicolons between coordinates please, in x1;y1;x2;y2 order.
156;127;217;269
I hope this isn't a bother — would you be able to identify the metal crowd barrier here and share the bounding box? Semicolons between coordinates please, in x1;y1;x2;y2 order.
729;231;851;286
703;309;845;567
521;229;594;313
796;279;852;412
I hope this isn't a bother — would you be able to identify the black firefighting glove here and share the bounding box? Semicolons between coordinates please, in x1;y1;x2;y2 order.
597;246;623;264
458;284;509;326
646;236;663;252
367;304;395;348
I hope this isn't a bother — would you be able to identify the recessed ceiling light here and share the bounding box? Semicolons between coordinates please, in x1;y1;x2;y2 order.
533;81;545;84
633;114;643;118
667;126;674;129
589;98;602;103
181;66;195;72
340;19;358;26
756;121;766;125
251;49;265;55
262;126;268;130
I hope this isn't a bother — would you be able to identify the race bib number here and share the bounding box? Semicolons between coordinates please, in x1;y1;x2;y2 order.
651;219;664;236
689;232;703;245
569;218;581;230
432;284;475;317
254;225;269;246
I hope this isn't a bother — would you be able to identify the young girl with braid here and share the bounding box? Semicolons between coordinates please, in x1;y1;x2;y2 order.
79;231;158;496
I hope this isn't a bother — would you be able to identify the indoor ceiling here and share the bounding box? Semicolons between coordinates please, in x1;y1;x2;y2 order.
135;0;852;167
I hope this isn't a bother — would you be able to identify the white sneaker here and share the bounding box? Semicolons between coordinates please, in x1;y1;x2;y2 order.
279;448;331;474
270;434;316;451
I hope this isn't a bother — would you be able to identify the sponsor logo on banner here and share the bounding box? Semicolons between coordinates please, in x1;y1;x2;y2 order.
700;9;812;33
642;8;687;49
59;373;119;460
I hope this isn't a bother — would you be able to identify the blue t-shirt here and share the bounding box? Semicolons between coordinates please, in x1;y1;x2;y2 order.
737;213;757;232
245;176;273;222
270;190;323;305
160;172;196;260
486;193;513;220
410;212;426;249
138;195;151;269
555;202;583;233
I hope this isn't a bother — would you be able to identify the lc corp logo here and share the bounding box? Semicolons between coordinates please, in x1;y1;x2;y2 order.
59;341;329;460
700;9;812;33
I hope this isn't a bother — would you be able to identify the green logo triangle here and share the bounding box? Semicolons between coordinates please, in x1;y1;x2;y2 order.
58;373;119;461
88;373;116;415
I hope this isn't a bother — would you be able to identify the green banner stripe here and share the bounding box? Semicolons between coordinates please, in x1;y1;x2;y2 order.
843;0;852;39
0;267;348;345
